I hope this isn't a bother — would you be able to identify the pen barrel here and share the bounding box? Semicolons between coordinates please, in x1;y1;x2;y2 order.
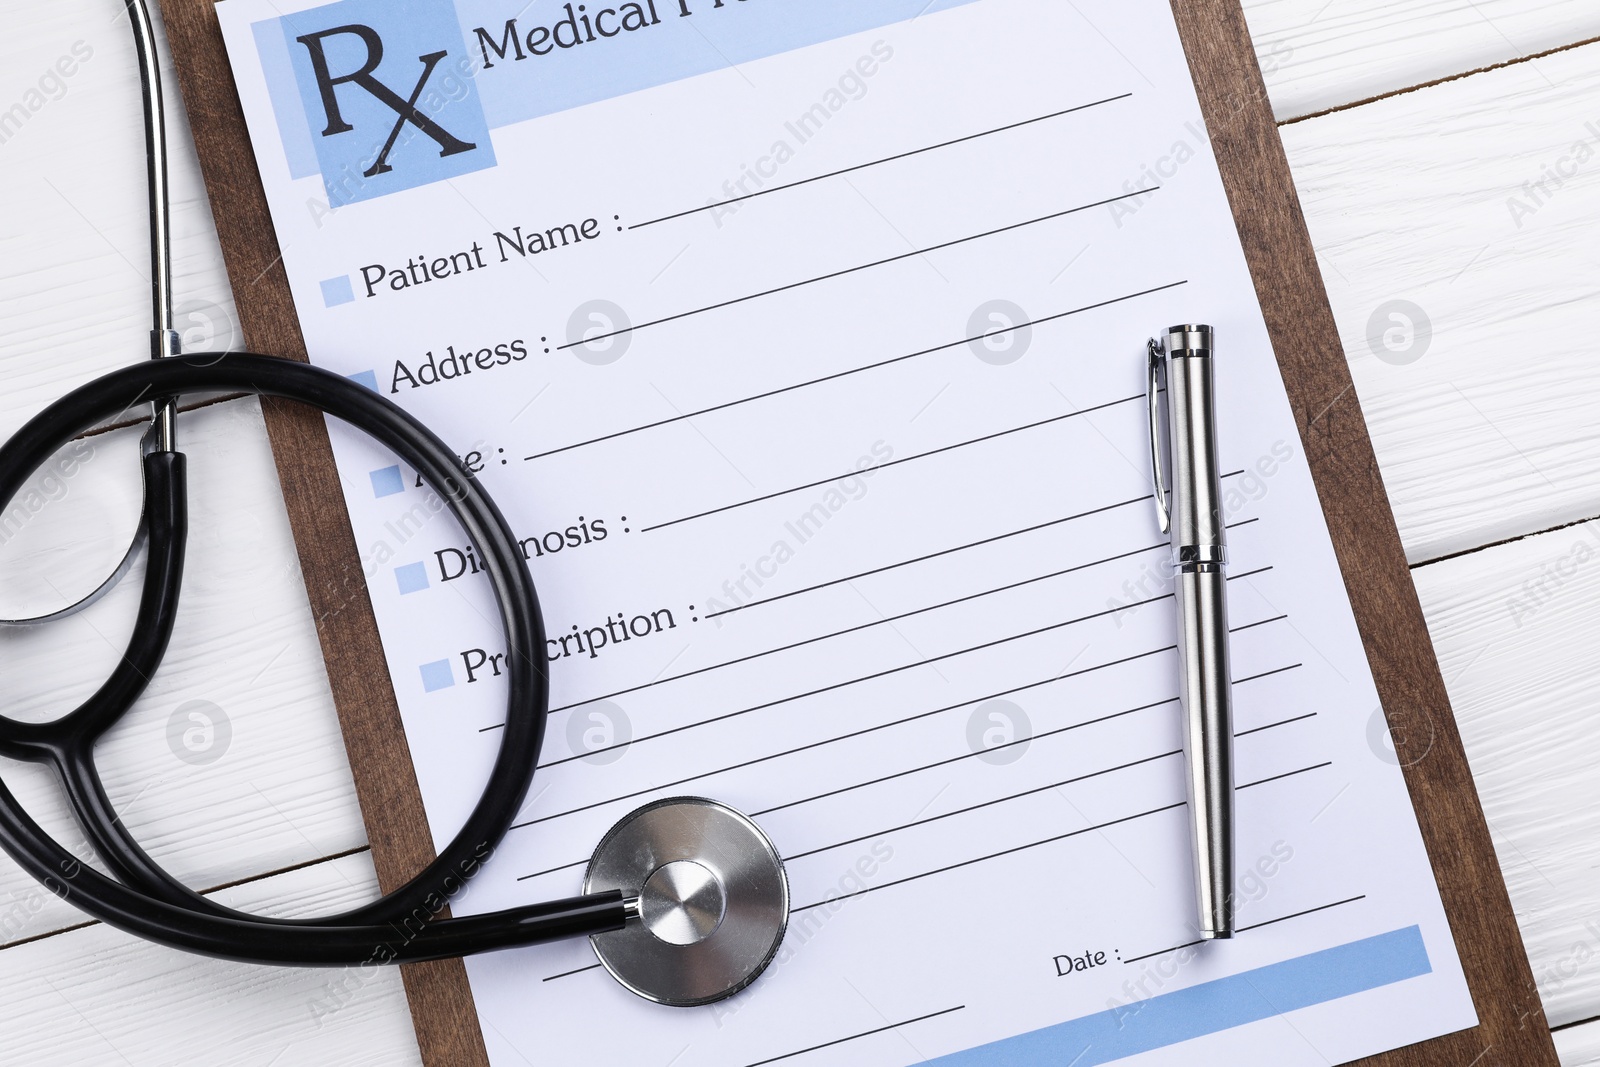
1161;324;1233;938
1174;564;1235;938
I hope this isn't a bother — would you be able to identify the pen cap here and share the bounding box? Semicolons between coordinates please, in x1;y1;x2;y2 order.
1162;325;1226;557
1167;325;1212;357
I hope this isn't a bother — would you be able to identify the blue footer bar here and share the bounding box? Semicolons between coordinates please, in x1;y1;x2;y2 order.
929;925;1432;1066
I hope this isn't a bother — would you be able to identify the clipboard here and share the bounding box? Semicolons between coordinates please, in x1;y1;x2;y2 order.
154;1;1559;1063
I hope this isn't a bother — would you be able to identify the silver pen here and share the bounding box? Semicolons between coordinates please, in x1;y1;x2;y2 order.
1146;324;1235;939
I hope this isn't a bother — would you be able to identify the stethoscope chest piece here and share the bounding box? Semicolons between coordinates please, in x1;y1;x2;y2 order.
584;797;788;1006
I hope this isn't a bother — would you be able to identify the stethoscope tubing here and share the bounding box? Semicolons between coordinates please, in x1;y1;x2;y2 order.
0;352;628;964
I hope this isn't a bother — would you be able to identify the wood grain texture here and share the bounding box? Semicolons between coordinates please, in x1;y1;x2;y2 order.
1241;0;1600;120
1557;1021;1600;1067
153;3;489;1064
1413;520;1600;1029
0;0;240;441
0;403;367;946
0;0;1594;1062
1171;1;1555;1062
1281;41;1600;564
0;852;422;1066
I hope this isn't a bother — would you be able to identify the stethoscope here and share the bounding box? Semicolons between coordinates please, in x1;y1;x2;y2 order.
0;0;788;1008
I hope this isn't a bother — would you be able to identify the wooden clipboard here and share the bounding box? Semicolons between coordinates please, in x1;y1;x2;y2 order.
156;0;1558;1063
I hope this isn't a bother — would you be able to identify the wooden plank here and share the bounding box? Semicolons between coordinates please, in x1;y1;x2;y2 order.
0;402;367;946
0;0;240;440
0;1;486;1059
1282;40;1600;563
1242;0;1600;120
1556;1020;1600;1067
0;0;1589;1060
0;852;422;1066
1413;521;1600;1030
1174;1;1553;1062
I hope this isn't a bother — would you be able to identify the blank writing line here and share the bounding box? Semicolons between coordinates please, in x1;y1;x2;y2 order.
1237;894;1367;932
546;548;1174;725
741;1007;966;1067
792;802;1187;912
487;599;1171;741
754;686;1178;821
709;497;1151;619
519;856;586;882
1121;940;1203;966
784;749;1183;861
519;689;1174;857
514;637;1294;874
1230;661;1299;686
1238;762;1331;789
542;963;601;983
1120;895;1367;965
642;393;1143;532
516;648;1176;829
632;94;1132;229
1230;613;1287;634
516;689;1176;868
529;282;1186;461
486;584;1283;749
560;190;1156;351
760;657;1297;829
1228;615;1289;638
542;589;1171;726
710;510;1266;620
1235;711;1316;737
512;643;1177;836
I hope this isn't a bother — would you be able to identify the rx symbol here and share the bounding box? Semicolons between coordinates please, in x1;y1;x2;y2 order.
296;24;476;178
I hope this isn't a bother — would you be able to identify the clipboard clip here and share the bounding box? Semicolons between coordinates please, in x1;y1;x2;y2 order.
1146;336;1171;535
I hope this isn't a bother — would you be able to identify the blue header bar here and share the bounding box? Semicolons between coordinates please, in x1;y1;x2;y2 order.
251;0;983;205
456;0;983;128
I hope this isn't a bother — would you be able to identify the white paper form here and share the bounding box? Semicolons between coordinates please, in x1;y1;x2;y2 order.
215;0;1478;1063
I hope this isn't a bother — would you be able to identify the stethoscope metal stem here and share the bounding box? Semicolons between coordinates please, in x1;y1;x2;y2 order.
124;0;180;451
0;0;178;628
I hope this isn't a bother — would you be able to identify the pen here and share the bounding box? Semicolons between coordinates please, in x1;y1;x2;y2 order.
1146;324;1235;939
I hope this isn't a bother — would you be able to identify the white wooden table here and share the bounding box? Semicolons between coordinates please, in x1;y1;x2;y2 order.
3;1;1599;1063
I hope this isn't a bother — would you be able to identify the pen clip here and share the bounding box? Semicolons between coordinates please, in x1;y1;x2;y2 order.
1146;337;1171;535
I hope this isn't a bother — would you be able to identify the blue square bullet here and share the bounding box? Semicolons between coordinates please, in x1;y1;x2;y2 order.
369;465;404;498
348;369;380;392
420;660;455;692
320;276;355;307
396;562;429;595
